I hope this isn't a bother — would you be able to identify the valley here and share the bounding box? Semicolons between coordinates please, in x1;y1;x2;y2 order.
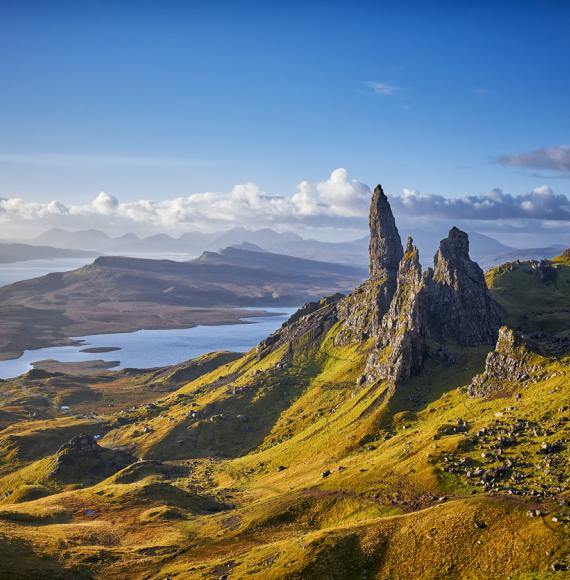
0;187;566;578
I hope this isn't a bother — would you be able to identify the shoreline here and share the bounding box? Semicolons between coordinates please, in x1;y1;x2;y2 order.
0;307;287;362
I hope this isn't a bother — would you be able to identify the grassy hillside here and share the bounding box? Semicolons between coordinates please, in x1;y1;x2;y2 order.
0;257;567;577
487;254;570;339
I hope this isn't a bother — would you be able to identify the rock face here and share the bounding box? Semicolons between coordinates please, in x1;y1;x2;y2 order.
257;294;341;362
298;182;501;389
427;227;500;346
358;223;500;388
335;278;392;344
531;259;558;283
489;258;558;286
336;185;403;345
364;238;428;387
368;184;404;282
50;434;133;485
468;326;543;398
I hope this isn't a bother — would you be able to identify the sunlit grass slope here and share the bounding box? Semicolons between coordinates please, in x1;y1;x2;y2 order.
0;263;567;578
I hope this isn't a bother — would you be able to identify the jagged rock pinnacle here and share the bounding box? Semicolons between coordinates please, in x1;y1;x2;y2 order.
368;185;403;280
438;226;469;260
334;184;404;345
468;327;541;398
364;238;427;387
428;226;501;345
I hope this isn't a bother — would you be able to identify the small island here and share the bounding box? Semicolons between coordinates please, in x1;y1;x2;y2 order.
79;346;121;354
31;359;120;375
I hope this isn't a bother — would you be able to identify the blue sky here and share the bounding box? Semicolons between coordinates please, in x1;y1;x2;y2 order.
0;1;569;243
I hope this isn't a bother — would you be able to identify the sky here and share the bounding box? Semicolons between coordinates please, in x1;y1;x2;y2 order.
0;1;569;246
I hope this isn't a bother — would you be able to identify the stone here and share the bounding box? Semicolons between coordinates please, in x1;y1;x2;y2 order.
427;227;501;346
331;183;502;392
474;521;486;529
259;294;341;358
468;327;544;398
368;184;404;282
335;185;403;344
364;238;427;386
50;434;133;485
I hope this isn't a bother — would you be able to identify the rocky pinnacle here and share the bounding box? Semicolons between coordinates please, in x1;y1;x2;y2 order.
428;226;501;345
368;184;403;281
364;237;427;386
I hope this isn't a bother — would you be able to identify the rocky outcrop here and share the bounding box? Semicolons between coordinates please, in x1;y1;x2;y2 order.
335;278;392;344
358;226;500;387
427;227;500;346
288;184;502;390
257;294;341;361
531;259;558;283
50;434;133;485
336;185;403;345
363;238;428;387
467;326;544;398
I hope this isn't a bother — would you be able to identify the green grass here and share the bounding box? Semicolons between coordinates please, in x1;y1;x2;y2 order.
0;262;567;577
487;258;570;337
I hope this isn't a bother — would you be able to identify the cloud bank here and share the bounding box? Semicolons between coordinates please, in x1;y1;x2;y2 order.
0;168;371;233
497;145;570;173
391;185;570;221
1;169;569;239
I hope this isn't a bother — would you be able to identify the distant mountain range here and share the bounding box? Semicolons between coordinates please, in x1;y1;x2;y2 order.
30;226;371;264
28;226;567;268
0;242;98;264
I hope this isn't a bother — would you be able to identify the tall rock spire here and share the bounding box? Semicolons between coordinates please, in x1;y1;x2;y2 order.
335;184;404;345
364;238;427;387
368;184;404;281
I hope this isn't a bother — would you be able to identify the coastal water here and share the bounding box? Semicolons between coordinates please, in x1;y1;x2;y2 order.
0;257;95;287
0;254;197;288
0;307;297;379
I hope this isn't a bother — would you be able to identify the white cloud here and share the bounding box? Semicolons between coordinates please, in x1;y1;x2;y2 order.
314;168;370;216
0;169;371;232
1;170;569;240
90;192;120;215
366;81;401;96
